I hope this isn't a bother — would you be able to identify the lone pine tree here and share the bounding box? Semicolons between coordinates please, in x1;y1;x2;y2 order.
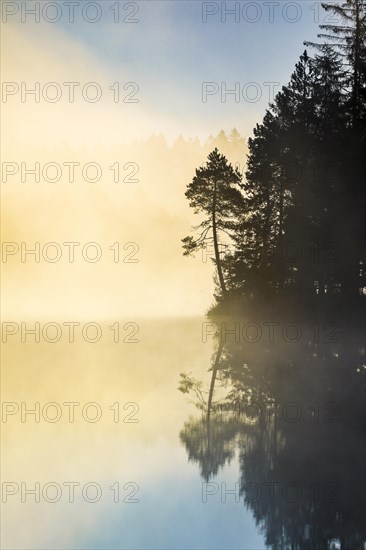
182;148;244;296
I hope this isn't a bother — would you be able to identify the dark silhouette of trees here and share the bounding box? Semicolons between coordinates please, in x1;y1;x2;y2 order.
304;0;366;125
178;330;366;548
179;6;365;546
182;148;244;296
183;1;365;309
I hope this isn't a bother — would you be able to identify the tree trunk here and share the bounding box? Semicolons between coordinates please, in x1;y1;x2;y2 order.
278;178;284;292
261;182;272;268
206;341;224;464
352;0;361;126
212;179;227;296
207;340;224;417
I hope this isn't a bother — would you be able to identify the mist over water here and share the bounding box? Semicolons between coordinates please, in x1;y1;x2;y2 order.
3;318;365;549
2;133;247;319
2;3;366;550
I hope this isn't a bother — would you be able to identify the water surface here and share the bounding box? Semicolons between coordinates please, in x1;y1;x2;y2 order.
2;317;365;549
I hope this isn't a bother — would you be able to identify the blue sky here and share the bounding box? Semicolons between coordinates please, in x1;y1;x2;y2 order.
13;0;326;140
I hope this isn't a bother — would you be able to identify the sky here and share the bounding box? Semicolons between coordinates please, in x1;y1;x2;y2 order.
2;0;324;142
1;1;331;318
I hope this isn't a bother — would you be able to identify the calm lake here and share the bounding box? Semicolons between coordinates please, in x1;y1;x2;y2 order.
2;317;365;549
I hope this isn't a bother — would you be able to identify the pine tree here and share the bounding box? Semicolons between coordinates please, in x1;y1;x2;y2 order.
182;149;244;296
304;0;366;124
305;2;366;297
229;47;359;301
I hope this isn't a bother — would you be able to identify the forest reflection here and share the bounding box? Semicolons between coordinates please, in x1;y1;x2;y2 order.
179;321;365;550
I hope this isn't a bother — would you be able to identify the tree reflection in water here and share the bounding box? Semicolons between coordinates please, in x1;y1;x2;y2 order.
178;324;366;549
